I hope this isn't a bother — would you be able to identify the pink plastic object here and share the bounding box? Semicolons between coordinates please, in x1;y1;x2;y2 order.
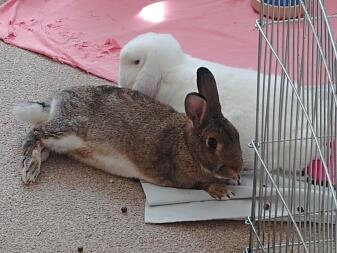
306;142;337;186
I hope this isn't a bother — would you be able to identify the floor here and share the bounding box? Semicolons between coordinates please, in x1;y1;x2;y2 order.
0;2;250;252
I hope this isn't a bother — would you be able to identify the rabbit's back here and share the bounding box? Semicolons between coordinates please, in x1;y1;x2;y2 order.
52;85;185;163
54;85;183;137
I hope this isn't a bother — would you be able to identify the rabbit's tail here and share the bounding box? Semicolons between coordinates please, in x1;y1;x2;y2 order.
13;101;51;125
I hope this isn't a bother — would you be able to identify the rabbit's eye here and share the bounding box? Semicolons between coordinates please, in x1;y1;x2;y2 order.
134;60;140;65
207;137;217;150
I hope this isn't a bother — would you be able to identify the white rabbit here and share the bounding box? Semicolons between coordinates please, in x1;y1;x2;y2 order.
119;32;326;172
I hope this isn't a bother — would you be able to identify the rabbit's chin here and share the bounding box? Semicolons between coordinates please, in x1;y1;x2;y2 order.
213;173;231;180
200;164;232;180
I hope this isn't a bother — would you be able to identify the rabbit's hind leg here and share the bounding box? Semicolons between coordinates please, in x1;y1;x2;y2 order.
21;126;82;184
21;130;87;184
21;130;46;184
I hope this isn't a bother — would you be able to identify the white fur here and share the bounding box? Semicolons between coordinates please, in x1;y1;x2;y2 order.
119;32;323;171
44;135;143;179
12;103;50;125
48;98;59;121
83;153;143;179
43;135;86;154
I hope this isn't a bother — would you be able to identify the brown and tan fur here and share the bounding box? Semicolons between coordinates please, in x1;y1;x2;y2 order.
14;67;243;200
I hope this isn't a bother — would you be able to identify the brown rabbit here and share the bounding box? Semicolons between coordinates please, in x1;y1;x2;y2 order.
13;67;243;200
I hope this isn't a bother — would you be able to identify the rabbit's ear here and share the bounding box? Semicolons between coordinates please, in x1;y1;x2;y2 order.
185;92;207;126
196;67;221;115
133;64;160;98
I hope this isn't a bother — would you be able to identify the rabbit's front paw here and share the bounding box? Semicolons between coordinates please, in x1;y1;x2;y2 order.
21;148;42;184
206;183;235;201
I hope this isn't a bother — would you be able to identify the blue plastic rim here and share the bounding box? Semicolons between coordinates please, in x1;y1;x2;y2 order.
264;0;300;6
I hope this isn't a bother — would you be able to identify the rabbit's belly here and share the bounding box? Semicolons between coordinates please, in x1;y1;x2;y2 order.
69;147;144;179
44;135;144;179
43;135;86;154
82;152;144;179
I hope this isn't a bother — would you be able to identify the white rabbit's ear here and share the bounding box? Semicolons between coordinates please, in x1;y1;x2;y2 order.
133;64;161;98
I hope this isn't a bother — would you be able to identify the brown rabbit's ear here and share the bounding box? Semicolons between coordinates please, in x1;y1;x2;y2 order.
196;67;221;115
185;92;207;126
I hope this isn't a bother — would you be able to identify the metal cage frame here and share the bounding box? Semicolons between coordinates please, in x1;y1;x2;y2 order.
247;1;337;252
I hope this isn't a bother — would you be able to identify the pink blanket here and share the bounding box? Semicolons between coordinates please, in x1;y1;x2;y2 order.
0;0;336;81
0;0;261;81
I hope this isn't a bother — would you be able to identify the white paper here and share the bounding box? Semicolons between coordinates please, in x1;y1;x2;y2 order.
142;171;255;223
144;199;253;223
142;170;254;206
141;170;336;224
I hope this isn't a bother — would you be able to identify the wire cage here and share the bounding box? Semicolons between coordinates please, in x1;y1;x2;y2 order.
247;1;337;252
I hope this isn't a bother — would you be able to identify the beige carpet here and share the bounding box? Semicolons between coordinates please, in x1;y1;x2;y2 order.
0;19;250;253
